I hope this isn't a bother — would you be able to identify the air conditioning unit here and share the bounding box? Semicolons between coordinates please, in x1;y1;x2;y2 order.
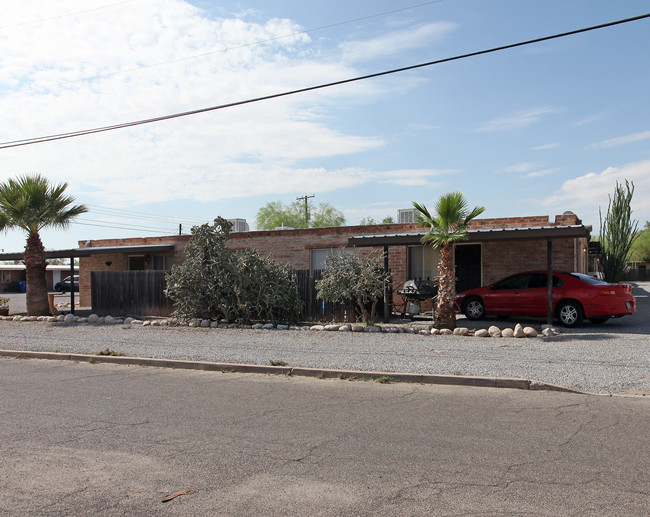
228;218;249;232
397;208;416;224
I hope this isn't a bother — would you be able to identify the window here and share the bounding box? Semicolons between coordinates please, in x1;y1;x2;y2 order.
153;254;174;271
492;273;531;290
310;248;353;271
407;246;439;280
529;273;562;289
1;271;13;283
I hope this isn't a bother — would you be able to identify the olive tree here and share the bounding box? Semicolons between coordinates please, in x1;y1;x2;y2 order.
316;250;390;323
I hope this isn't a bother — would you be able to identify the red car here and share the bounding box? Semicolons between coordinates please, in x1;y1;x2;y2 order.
456;271;636;327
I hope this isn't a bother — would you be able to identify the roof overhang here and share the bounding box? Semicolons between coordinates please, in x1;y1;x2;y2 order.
348;225;592;247
0;244;175;261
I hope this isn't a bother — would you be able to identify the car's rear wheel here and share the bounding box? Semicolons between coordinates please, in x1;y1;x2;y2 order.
588;317;610;324
463;296;485;320
557;300;584;327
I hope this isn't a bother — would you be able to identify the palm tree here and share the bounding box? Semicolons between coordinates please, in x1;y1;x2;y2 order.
413;192;485;330
0;174;87;316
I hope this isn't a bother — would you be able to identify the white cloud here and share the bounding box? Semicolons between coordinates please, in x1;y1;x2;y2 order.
525;168;558;178
475;107;560;133
503;162;536;173
378;169;456;187
590;130;650;149
532;143;559;151
339;22;457;63
542;160;650;225
0;0;450;209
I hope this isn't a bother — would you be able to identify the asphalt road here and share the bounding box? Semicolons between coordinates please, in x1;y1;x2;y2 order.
1;359;648;516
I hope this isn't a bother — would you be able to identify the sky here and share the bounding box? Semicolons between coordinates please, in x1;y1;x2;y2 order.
1;0;649;253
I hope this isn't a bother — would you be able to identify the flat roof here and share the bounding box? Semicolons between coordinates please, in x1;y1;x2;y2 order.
348;225;592;247
0;243;175;261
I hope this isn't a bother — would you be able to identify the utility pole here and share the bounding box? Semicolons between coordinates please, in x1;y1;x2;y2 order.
296;194;315;226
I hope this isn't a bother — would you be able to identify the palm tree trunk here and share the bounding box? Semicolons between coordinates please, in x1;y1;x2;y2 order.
434;243;457;330
25;232;50;316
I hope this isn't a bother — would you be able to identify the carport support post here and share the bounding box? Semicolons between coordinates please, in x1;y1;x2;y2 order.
383;246;390;323
547;240;553;326
70;257;75;315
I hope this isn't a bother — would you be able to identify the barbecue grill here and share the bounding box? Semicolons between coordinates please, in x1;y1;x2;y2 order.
397;279;438;317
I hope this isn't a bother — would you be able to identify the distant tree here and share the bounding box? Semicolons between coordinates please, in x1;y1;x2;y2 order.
630;221;650;263
599;180;638;282
359;216;394;225
0;174;87;316
256;200;345;230
413;193;485;330
316;250;390;323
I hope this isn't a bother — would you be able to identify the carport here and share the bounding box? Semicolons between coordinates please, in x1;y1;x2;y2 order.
0;244;174;314
347;223;592;323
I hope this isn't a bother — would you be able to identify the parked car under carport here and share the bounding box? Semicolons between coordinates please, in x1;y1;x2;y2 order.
456;271;636;327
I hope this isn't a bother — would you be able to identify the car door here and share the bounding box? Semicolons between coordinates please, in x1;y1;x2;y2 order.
521;272;563;316
483;273;532;315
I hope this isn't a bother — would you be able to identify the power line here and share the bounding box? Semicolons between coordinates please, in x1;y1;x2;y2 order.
0;0;137;30
21;1;445;92
87;204;205;225
72;220;178;234
1;12;648;150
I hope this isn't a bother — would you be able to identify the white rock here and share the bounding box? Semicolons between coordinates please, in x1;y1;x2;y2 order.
383;326;401;333
262;323;275;330
105;315;115;324
276;324;289;330
513;324;525;338
453;327;469;336
324;324;340;331
351;325;365;332
252;323;264;329
502;328;515;338
96;316;105;324
123;317;134;325
310;324;324;331
439;329;452;335
419;329;430;335
338;324;351;332
64;313;75;324
474;329;489;337
430;328;440;335
210;321;220;328
57;315;65;322
488;325;502;337
364;326;381;333
200;319;210;328
88;314;99;323
142;320;151;326
524;327;538;338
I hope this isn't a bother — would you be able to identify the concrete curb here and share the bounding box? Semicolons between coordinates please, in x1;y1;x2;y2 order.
0;349;583;393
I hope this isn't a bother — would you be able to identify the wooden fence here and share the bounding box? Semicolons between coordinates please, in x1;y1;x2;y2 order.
91;271;173;317
90;269;356;321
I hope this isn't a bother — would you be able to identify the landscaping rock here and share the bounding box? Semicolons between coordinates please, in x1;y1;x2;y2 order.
276;324;289;330
310;325;324;331
419;329;430;335
364;325;381;333
262;323;275;330
383;326;400;333
439;329;452;335
430;328;440;335
524;326;538;338
57;315;65;322
338;324;351;332
474;329;489;337
453;327;469;336
502;328;515;338
142;320;151;326
324;324;340;331
96;316;105;324
351;325;365;332
488;325;502;337
105;315;116;324
64;313;75;324
251;323;264;329
513;324;525;338
88;314;99;323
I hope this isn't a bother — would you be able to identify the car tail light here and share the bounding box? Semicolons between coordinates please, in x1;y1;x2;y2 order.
598;288;617;296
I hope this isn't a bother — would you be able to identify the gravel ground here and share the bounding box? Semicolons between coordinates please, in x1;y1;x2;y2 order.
2;283;648;396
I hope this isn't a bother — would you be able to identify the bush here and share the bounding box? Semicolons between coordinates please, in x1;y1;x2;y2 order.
316;250;390;323
165;217;302;324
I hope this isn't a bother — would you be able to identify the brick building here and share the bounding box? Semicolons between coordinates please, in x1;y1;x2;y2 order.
75;212;590;308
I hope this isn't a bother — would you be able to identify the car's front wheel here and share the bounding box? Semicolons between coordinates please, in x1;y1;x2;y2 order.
463;296;485;320
557;300;584;327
